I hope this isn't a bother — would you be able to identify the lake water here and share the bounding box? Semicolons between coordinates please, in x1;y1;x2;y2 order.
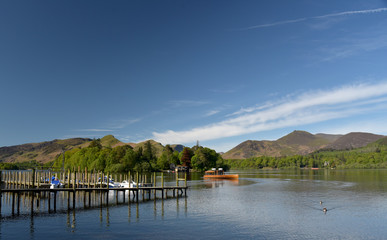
1;169;387;239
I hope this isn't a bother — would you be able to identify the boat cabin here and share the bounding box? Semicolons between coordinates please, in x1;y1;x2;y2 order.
204;168;224;176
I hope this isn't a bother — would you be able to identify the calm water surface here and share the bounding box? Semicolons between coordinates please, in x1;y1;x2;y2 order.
1;169;387;239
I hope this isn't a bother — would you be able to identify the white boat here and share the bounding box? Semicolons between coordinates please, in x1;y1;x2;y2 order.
50;176;64;189
119;180;142;188
108;178;121;188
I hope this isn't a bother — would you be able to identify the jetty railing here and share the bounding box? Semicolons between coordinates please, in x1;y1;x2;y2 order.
0;170;188;216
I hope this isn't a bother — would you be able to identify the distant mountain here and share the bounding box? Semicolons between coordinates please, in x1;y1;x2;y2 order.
170;144;185;153
100;135;125;148
0;138;92;163
323;132;385;150
132;139;165;157
223;131;385;159
2;131;385;163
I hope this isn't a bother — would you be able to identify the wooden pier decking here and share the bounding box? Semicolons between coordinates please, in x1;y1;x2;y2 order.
0;170;188;216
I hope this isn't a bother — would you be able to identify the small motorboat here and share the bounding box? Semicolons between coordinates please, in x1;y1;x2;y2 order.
119;180;142;188
50;176;64;189
108;178;121;188
203;168;239;179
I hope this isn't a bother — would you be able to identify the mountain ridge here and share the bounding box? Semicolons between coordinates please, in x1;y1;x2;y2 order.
222;131;385;159
1;131;385;163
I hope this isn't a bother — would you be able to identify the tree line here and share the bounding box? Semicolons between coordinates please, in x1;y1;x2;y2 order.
47;139;226;173
224;144;387;169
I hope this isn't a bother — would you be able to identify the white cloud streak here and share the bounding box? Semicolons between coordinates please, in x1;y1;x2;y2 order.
240;8;387;30
205;110;220;117
152;82;387;144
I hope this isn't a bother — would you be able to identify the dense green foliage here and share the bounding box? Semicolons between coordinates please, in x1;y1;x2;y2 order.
47;139;225;173
0;160;51;170
224;143;387;169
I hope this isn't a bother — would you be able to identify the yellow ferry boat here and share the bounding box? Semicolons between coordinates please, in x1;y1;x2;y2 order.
203;168;239;179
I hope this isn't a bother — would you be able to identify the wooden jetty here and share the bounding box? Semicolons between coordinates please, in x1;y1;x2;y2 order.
0;170;188;216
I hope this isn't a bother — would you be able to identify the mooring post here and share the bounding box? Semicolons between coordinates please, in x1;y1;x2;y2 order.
37;171;40;188
48;190;51;213
54;191;57;212
185;172;187;197
73;170;76;190
136;172;139;203
161;172;164;199
136;172;139;189
85;167;88;188
67;169;71;188
12;192;15;215
0;171;2;214
87;168;91;188
17;191;20;215
32;169;36;189
107;172;110;189
154;172;156;198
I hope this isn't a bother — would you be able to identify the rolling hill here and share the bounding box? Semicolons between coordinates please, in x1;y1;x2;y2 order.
1;131;385;163
0;138;92;163
222;131;385;159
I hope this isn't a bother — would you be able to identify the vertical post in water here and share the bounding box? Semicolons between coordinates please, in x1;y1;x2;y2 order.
32;169;36;189
161;172;164;199
0;171;2;214
67;169;71;188
107;172;110;189
153;172;156;199
73;170;76;190
136;172;139;203
54;191;57;212
136;172;139;189
185;172;187;187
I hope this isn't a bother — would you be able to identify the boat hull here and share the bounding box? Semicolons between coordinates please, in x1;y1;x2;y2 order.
203;174;239;179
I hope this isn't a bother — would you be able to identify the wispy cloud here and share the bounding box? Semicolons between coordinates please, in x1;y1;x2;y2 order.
319;33;387;61
205;110;220;117
108;118;141;129
239;8;387;30
152;82;387;144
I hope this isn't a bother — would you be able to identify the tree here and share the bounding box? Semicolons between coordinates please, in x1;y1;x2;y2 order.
191;147;219;171
180;147;193;168
89;138;102;149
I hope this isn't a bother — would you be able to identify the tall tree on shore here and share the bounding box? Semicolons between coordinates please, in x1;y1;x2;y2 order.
180;147;193;168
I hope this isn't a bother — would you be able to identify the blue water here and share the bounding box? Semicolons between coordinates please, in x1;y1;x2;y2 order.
1;169;387;239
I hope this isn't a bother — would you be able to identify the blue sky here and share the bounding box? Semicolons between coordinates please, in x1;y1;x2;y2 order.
1;0;387;152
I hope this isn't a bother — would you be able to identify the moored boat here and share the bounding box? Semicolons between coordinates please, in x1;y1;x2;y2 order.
119;180;142;188
50;176;64;189
203;168;238;179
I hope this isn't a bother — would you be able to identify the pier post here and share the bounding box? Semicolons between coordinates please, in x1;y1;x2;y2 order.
107;172;110;189
17;192;20;215
0;171;2;214
161;172;164;199
32;169;36;189
54;191;57;212
154;172;156;199
67;169;71;188
73;171;76;190
136;172;139;203
48;191;51;213
87;168;91;188
185;172;187;196
12;192;15;215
